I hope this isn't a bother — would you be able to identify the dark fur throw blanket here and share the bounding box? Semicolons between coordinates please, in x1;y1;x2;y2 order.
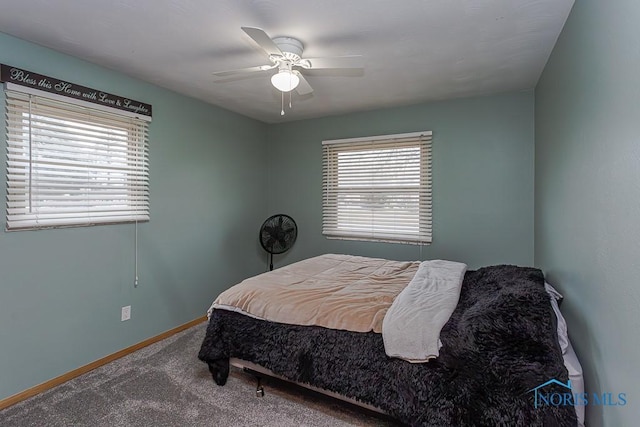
198;265;577;426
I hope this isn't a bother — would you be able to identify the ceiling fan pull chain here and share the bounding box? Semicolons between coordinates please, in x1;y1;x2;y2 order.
281;91;285;116
289;90;292;109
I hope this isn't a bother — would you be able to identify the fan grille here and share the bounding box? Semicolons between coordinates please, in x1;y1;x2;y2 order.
260;214;297;255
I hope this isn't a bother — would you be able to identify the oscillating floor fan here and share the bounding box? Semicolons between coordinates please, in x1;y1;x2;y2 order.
259;214;297;271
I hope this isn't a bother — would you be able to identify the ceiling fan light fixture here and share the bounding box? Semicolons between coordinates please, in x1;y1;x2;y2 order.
271;70;300;92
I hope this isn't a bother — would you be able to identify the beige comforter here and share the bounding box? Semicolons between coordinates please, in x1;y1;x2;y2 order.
210;253;420;333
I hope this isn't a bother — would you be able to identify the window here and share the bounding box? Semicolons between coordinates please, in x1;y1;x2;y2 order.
5;90;149;230
322;131;432;244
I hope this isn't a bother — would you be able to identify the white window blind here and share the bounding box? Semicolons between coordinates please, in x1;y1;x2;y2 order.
5;89;149;230
322;131;432;244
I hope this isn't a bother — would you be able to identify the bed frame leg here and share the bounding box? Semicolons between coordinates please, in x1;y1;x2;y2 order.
255;375;265;397
241;366;265;397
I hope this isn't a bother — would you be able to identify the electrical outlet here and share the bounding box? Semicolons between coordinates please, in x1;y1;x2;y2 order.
121;305;131;321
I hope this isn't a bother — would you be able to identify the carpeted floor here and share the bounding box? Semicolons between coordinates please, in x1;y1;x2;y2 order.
0;322;401;426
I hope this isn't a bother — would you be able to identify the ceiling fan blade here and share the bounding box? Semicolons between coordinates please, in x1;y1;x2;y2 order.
294;72;313;95
241;27;284;58
302;55;364;70
213;64;276;77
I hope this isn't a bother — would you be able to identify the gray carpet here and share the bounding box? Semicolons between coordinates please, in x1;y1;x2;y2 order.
0;322;400;426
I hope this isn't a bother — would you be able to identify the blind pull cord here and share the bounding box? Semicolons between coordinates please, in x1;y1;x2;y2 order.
134;220;139;287
28;96;33;214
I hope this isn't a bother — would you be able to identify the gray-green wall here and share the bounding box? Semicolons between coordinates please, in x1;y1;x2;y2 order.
266;91;535;270
535;1;639;425
0;33;269;401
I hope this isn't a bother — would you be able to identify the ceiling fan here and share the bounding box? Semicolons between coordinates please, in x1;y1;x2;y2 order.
213;27;363;115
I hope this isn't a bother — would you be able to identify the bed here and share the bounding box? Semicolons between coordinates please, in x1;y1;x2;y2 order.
198;254;580;426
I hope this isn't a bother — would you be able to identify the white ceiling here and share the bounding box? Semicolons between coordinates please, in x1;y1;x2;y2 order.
0;0;574;124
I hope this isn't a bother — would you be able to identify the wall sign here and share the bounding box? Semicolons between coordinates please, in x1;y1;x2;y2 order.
1;64;152;118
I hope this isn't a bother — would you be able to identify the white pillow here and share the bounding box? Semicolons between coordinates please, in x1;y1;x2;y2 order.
545;282;585;427
545;282;569;354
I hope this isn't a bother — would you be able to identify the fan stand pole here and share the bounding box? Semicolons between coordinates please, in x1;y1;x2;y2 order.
269;252;274;271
